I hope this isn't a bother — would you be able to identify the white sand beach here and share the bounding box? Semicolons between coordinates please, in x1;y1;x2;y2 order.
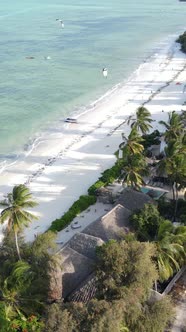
0;34;186;243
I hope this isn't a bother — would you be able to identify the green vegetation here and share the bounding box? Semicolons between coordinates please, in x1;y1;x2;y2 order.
0;231;56;332
50;162;123;232
0;105;185;331
49;195;96;232
158;111;186;220
142;130;161;150
88;163;122;195
130;204;186;281
127;106;153;134
118;113;149;188
177;31;186;53
44;239;173;332
0;184;38;260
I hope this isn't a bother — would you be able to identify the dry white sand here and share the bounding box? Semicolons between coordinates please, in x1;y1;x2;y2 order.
0;35;186;243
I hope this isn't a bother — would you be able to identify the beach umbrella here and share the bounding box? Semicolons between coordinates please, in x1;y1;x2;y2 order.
102;68;108;78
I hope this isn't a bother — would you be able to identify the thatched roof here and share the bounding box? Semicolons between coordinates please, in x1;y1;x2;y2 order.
116;188;153;212
67;233;104;260
58;246;94;298
68;272;97;303
82;204;131;241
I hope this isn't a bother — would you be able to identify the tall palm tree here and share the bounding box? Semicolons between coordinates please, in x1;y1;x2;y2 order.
159;111;184;143
157;140;186;219
0;185;38;260
128;106;153;134
121;154;148;189
119;127;144;157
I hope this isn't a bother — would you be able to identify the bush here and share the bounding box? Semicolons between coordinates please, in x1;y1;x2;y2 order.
49;161;123;232
142;130;161;150
88;180;105;195
88;163;122;195
49;195;96;232
177;31;186;53
158;197;186;222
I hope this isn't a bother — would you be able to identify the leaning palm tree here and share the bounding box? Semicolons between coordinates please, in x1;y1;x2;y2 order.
128;106;153;134
0;185;38;260
159;111;184;143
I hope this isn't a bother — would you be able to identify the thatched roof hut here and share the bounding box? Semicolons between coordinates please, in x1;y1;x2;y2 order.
67;232;104;260
68;273;97;303
58;246;94;298
82;204;131;241
116;188;153;211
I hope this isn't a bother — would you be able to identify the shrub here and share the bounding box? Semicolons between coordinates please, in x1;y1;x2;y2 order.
88;181;105;195
88;163;122;195
142;130;161;150
177;31;186;53
49;195;96;232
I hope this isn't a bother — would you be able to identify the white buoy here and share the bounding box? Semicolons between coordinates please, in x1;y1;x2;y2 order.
102;68;108;78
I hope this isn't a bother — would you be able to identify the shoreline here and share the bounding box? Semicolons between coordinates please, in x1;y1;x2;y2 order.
0;34;186;242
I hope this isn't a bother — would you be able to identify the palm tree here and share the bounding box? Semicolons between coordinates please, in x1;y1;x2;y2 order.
159;111;184;143
119;127;144;156
128;106;153;134
155;221;186;281
157;140;186;220
121;154;148;189
0;185;38;260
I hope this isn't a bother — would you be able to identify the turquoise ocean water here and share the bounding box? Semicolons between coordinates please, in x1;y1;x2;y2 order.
0;0;185;160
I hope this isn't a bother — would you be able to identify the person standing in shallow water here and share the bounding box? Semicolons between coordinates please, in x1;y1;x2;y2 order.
102;68;108;78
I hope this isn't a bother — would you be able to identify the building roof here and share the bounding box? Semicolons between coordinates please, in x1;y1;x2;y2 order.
67;272;97;303
82;204;131;241
116;188;153;211
58;246;94;298
67;232;104;260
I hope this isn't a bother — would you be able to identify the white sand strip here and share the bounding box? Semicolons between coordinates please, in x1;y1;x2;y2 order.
0;35;186;243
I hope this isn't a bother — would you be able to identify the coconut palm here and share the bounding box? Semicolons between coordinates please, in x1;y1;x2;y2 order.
0;185;38;260
128;106;153;134
157;140;186;219
119;127;144;156
159;111;184;143
155;221;186;281
121;154;148;189
0;260;33;320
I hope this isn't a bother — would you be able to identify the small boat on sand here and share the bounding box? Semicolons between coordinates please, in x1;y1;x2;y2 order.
64;118;77;123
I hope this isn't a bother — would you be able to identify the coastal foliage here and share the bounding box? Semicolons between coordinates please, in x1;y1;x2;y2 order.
0;231;57;331
127;106;153;134
43;239;173;332
0;185;38;260
158;111;186;220
88;163;122;195
49;195;96;232
50;162;123;232
142;130;161;150
96;239;157;302
130;204;186;281
177;31;186;53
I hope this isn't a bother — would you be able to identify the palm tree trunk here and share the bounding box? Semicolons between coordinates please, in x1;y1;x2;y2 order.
14;231;21;260
173;182;179;222
172;182;176;202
